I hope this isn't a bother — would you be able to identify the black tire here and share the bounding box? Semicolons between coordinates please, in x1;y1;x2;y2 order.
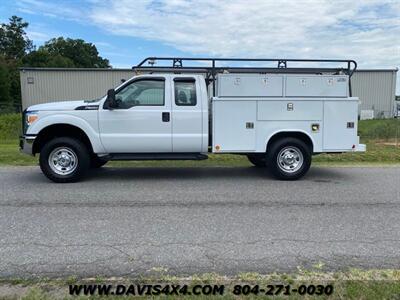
39;137;90;183
247;154;267;167
90;156;108;168
267;137;311;180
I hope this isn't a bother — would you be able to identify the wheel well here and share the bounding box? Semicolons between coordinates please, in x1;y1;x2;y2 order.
33;124;93;154
266;132;313;153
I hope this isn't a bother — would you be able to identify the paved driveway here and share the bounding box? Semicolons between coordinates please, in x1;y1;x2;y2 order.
0;166;399;278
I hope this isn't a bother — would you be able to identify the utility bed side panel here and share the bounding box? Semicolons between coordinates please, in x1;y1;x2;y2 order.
257;101;323;121
213;100;256;151
218;74;283;97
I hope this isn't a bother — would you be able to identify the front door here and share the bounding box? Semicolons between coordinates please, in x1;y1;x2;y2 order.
99;77;172;153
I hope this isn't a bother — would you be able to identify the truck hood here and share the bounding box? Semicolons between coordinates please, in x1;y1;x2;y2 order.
27;100;100;111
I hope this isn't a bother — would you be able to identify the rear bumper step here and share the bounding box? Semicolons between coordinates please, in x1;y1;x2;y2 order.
353;143;366;152
108;153;208;161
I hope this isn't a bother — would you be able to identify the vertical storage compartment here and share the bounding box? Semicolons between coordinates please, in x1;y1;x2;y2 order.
213;100;256;151
323;101;358;150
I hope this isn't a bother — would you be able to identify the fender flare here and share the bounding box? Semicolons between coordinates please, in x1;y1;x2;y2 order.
265;129;315;152
28;114;106;153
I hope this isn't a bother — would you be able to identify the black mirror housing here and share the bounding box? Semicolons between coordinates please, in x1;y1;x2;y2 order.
106;89;116;108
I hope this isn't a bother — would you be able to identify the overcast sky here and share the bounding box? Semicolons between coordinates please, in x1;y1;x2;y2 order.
2;0;399;93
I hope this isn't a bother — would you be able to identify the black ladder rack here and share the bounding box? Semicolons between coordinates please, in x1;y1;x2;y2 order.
133;57;357;97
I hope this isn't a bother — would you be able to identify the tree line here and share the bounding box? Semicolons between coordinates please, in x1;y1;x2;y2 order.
0;16;110;113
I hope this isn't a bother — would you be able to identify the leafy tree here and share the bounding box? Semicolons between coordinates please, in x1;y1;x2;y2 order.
23;50;75;68
0;16;33;60
0;16;34;112
0;16;111;113
38;37;110;68
0;56;12;112
7;59;23;110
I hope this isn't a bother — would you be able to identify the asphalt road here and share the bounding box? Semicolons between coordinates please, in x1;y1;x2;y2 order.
0;166;399;278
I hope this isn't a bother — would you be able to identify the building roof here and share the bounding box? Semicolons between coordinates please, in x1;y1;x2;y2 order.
20;67;398;72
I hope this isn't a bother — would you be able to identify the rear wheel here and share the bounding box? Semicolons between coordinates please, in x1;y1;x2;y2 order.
247;154;267;167
39;137;90;183
267;137;311;180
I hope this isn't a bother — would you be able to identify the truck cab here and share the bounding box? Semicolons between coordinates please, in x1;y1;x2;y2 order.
98;74;208;154
20;57;366;183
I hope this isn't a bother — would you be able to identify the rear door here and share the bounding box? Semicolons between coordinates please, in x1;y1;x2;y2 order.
172;77;203;152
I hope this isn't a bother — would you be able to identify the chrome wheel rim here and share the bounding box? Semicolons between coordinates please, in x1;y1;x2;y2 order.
277;146;303;173
48;147;78;176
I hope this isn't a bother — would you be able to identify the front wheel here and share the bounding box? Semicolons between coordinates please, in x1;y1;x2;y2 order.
39;137;90;183
267;138;311;180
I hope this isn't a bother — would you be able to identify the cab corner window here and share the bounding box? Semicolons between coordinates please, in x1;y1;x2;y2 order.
174;79;197;106
115;79;165;109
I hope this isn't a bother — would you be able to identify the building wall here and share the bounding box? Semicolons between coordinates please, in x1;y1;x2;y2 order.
351;70;397;118
20;68;397;118
20;69;135;109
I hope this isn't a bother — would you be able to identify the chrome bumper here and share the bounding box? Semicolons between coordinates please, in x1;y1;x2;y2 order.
19;135;36;155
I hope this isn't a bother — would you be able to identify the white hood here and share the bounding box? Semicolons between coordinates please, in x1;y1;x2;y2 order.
27;100;98;111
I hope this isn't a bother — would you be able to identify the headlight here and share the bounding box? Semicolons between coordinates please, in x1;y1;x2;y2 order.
24;111;39;133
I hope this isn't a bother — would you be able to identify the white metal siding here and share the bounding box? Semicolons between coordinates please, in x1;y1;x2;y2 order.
20;69;134;109
351;70;397;118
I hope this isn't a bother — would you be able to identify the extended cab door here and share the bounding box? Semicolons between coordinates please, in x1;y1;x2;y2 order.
172;77;203;152
98;76;172;153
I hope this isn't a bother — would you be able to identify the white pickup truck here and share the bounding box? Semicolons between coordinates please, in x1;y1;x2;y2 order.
20;57;365;183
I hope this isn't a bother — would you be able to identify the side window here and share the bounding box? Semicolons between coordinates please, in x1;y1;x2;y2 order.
174;79;197;106
115;79;165;108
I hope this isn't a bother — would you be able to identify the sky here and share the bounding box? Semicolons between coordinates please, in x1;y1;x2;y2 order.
1;0;399;92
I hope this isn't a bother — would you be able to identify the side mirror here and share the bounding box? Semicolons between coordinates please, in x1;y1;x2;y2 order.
106;89;116;108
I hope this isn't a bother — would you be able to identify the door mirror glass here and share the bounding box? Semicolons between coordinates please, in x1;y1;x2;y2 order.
106;89;116;108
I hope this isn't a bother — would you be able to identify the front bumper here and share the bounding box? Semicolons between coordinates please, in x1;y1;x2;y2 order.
19;135;36;155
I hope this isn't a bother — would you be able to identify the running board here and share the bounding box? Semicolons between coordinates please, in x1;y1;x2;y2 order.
108;153;208;161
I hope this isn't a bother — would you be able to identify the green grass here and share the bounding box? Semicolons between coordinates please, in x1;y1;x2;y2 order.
0;114;399;166
1;269;400;299
0;142;37;166
313;141;400;164
358;118;400;140
0;113;22;141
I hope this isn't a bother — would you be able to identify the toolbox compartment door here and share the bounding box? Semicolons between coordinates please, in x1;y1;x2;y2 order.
218;74;283;97
257;101;322;121
213;100;256;151
286;75;348;97
323;101;358;150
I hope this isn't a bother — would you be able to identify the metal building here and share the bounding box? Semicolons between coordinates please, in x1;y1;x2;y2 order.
20;67;397;118
20;68;135;109
351;69;397;118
